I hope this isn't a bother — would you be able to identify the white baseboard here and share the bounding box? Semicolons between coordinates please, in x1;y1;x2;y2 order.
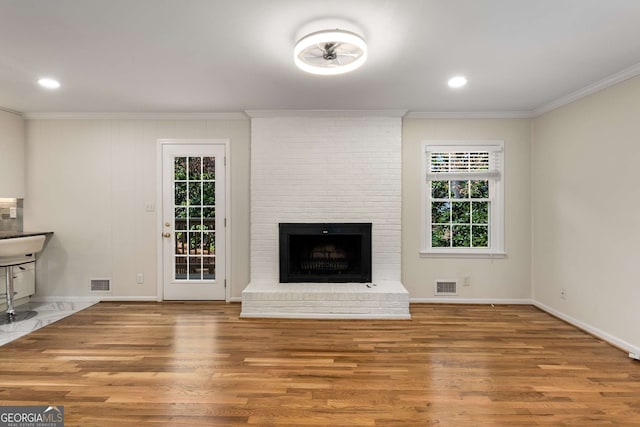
30;296;101;303
532;300;640;356
33;295;240;303
31;295;157;303
410;298;532;304
97;296;159;302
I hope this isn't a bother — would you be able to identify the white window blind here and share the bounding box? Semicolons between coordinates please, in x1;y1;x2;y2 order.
426;145;502;181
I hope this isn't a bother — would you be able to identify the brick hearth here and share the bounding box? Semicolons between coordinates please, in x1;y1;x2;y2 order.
240;281;410;319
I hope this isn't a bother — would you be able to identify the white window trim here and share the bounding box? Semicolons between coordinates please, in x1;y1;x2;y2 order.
420;140;506;258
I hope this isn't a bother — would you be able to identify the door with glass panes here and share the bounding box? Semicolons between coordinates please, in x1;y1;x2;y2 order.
162;143;226;300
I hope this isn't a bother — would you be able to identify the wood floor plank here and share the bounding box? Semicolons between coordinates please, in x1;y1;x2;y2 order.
1;302;639;426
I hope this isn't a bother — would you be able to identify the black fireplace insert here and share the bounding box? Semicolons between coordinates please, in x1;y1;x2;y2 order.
279;223;372;283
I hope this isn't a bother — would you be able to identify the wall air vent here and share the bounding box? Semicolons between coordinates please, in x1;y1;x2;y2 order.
435;280;457;296
90;278;111;292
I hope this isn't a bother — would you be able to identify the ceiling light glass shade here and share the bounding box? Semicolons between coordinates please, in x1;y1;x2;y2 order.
448;76;468;88
37;78;61;89
294;29;367;75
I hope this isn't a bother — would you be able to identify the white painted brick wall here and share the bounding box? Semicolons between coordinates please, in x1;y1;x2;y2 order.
250;116;402;282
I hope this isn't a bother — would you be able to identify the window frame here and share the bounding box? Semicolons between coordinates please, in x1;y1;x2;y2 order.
420;140;506;258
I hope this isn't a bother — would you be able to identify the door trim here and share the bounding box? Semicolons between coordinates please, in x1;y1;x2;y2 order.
156;138;231;302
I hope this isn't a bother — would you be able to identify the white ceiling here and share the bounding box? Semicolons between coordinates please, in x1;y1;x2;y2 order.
1;0;639;115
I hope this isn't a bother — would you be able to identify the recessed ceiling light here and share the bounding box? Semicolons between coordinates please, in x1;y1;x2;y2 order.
294;29;367;76
37;78;61;89
448;76;468;88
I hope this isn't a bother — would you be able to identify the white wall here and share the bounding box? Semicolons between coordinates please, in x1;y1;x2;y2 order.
0;109;25;197
250;115;402;283
402;118;532;301
24;118;250;300
532;75;640;351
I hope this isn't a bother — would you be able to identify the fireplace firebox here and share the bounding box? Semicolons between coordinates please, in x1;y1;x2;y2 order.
279;223;372;283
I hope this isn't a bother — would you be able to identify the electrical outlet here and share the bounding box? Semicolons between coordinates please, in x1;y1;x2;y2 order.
560;288;566;299
136;273;144;284
463;276;471;286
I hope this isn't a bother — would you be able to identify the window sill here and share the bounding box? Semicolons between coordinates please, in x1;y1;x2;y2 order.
420;251;507;259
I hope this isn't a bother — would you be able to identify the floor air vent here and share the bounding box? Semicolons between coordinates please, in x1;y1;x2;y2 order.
90;278;111;292
435;280;457;296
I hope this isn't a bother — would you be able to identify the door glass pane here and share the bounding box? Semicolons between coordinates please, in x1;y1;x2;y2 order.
188;232;200;253
203;157;215;179
175;182;187;206
203;257;215;279
203;232;215;255
175;208;187;230
203;207;215;219
188;157;201;180
202;217;214;231
174;157;187;180
176;256;187;279
188;182;201;205
188;256;203;280
203;182;215;205
189;208;202;231
203;208;215;231
175;232;187;255
173;155;216;281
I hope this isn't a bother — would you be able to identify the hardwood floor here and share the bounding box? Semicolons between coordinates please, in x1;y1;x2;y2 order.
0;302;638;426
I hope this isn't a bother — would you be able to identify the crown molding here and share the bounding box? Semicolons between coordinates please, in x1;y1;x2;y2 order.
0;106;23;116
21;112;249;120
533;61;640;116
245;109;408;118
405;111;534;119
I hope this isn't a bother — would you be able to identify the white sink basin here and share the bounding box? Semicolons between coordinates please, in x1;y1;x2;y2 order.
0;235;46;266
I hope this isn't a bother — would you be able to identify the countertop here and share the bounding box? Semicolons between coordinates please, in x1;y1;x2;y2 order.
0;231;54;240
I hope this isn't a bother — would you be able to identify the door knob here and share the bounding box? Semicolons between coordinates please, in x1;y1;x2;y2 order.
162;232;171;238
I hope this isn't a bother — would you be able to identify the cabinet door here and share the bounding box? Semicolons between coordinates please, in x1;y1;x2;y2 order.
1;263;35;302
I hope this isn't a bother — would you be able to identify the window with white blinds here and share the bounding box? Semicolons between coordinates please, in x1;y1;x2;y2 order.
421;141;505;257
426;145;502;179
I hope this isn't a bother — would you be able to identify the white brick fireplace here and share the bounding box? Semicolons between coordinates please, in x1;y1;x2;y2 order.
241;112;410;319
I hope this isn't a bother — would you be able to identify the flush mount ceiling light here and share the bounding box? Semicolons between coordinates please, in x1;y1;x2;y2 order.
448;75;468;88
294;29;367;75
37;77;61;89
